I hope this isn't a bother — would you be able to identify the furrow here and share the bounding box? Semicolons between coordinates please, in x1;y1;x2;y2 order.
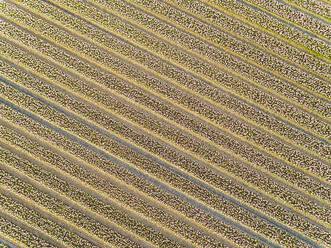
1;53;329;211
54;0;331;121
118;0;331;97
0;20;330;188
0;109;264;248
0;233;25;248
0;239;15;248
0;73;328;247
0;185;106;248
10;0;331;136
0;210;58;248
51;0;331;134
160;0;331;85
1;33;330;234
0;10;328;171
205;0;330;58
0;0;329;247
9;0;331;188
0;52;330;223
283;0;331;19
239;0;330;39
0;126;234;248
0;141;199;248
0;161;149;248
1;62;330;246
271;0;330;22
201;0;330;63
165;0;330;79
